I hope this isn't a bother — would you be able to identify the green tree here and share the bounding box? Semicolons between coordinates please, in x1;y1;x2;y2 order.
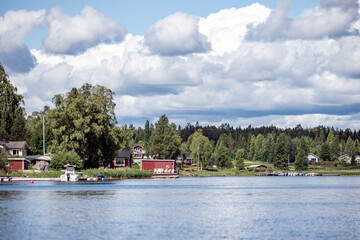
48;84;121;168
320;142;331;161
144;120;151;154
274;133;288;170
214;134;233;168
149;115;181;159
190;129;213;169
345;137;356;155
50;150;82;170
294;137;308;171
351;153;356;166
0;63;26;140
235;148;246;170
253;134;264;161
0;148;8;171
326;129;340;161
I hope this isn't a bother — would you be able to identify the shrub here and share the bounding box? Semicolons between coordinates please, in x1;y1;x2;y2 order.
50;150;82;170
83;168;152;179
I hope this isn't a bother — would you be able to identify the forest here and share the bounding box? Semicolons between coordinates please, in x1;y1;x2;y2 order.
1;63;360;171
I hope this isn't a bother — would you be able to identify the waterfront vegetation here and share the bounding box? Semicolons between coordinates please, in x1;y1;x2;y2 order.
1;62;360;176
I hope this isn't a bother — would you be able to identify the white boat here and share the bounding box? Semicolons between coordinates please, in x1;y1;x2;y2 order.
58;164;79;182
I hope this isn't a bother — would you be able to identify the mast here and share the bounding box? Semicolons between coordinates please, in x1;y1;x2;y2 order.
43;115;45;155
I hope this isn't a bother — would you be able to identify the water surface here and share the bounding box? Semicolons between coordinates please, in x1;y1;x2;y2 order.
1;177;360;239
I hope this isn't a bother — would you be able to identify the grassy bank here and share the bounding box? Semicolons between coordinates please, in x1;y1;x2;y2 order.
4;168;152;179
83;168;152;179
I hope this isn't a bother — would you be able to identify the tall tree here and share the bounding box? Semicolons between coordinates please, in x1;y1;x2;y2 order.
326;129;340;161
274;133;288;170
0;63;26;140
190;129;213;169
48;84;122;168
149;115;181;159
294;137;308;171
235;148;246;170
144;120;151;153
320;142;331;161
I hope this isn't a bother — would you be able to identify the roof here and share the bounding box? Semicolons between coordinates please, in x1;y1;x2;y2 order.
116;151;132;158
248;164;267;168
25;156;52;161
141;159;176;162
132;145;143;148
2;141;27;149
308;153;319;158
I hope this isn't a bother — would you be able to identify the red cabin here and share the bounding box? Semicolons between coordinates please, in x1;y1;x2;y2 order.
141;159;178;174
7;158;29;171
111;151;132;168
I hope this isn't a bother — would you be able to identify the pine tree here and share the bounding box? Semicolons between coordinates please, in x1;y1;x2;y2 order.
274;133;289;170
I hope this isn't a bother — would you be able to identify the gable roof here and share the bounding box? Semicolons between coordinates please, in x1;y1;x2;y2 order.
2;141;27;149
116;151;132;159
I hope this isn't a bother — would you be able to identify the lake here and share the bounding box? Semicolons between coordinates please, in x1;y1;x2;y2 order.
1;176;360;240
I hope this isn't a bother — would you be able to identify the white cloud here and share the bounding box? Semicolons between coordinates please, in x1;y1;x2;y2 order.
43;5;127;54
0;9;46;72
198;3;271;55
5;2;360;130
248;0;359;41
145;12;210;56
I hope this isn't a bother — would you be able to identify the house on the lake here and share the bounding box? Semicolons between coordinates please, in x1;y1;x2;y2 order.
7;158;30;171
338;154;360;164
141;159;178;174
111;151;132;168
0;140;28;156
133;145;146;162
176;155;193;166
307;153;319;163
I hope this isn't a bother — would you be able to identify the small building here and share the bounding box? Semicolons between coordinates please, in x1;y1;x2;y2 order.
339;154;360;164
7;158;30;171
307;153;319;163
141;159;178;174
0;140;28;156
247;164;267;169
176;155;184;164
133;145;146;162
111;151;132;168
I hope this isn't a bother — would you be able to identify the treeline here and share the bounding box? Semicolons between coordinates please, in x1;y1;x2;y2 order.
1;62;360;171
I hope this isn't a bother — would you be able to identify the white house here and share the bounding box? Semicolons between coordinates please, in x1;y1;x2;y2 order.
338;154;360;164
307;153;319;163
0;140;28;156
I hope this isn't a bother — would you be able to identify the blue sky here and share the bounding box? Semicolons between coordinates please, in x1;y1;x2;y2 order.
1;0;360;129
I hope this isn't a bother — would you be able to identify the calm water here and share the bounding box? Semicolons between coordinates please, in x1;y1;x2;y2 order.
1;177;360;240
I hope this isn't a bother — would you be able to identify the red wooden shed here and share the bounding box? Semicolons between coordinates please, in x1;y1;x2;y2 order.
7;158;30;171
141;159;178;174
111;151;132;168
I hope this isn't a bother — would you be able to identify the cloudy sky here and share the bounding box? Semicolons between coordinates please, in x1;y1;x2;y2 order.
1;0;360;129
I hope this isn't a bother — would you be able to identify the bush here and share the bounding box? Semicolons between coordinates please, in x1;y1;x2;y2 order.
50;150;82;170
83;168;152;179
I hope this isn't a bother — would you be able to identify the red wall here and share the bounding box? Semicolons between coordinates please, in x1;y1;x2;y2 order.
110;159;132;168
8;160;23;171
141;160;176;173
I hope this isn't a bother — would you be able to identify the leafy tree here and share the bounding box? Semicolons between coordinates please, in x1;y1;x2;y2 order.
214;135;233;168
235;149;246;170
0;148;8;171
0;63;26;140
50;150;82;170
274;133;288;170
345;137;356;155
320;142;331;161
327;129;340;161
149;115;181;159
190;129;213;169
294;137;308;171
351;153;356;166
253;134;264;161
48;84;121;168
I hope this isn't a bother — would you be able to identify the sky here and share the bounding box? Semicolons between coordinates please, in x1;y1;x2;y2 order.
1;0;360;130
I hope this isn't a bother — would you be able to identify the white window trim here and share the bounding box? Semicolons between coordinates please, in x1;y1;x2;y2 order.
114;158;125;167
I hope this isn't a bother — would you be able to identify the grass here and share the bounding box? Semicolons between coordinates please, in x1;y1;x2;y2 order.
82;168;152;179
3;168;153;179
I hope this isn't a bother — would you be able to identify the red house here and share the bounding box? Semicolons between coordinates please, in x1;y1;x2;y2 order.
7;158;30;171
132;145;145;162
141;159;178;174
110;151;132;168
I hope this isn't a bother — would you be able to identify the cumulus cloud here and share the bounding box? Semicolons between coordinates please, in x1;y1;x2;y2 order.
0;9;46;72
145;12;210;56
6;2;360;129
43;5;127;54
248;0;359;41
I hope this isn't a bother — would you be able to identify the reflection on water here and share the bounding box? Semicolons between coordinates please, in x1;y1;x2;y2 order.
1;177;360;239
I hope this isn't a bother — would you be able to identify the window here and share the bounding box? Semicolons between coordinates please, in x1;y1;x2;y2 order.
114;158;125;166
